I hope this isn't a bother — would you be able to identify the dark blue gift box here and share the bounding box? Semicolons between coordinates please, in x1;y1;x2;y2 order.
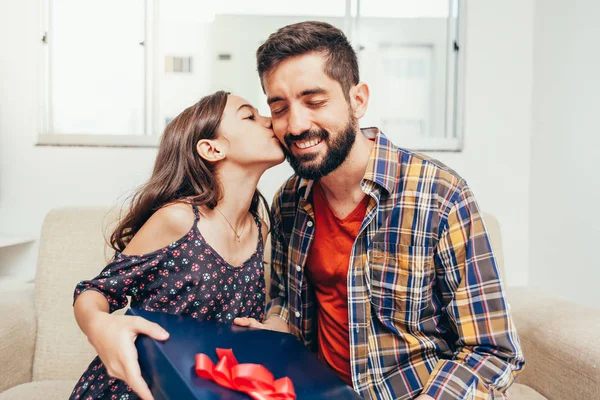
127;308;362;400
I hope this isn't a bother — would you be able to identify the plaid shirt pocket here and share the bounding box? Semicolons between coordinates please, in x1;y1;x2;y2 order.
368;243;435;326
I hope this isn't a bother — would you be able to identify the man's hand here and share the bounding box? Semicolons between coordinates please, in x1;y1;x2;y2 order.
233;316;289;333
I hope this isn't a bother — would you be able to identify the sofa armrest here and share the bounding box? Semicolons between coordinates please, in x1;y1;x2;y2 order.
506;287;600;400
0;281;36;393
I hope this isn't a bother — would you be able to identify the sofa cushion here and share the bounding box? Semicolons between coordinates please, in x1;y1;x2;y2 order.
507;287;600;400
0;282;36;393
509;383;548;399
0;380;76;400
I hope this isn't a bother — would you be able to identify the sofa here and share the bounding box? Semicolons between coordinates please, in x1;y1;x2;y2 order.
1;207;598;399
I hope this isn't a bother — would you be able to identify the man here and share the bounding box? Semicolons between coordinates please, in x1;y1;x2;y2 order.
235;21;524;400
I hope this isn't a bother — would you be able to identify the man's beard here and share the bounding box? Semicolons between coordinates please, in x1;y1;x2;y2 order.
283;118;357;180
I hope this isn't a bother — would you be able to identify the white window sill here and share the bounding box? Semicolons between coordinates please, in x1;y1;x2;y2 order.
396;137;463;152
36;134;462;152
37;134;159;148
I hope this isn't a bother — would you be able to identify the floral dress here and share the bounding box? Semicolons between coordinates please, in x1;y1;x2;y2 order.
69;204;266;400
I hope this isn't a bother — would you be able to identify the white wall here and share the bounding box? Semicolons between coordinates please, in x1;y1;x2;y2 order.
0;0;534;287
0;0;158;279
433;0;533;287
529;0;600;304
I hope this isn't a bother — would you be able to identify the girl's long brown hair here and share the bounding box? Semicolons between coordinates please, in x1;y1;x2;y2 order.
110;91;271;252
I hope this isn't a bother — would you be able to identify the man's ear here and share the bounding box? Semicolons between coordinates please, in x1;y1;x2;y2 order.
196;139;227;163
349;82;370;119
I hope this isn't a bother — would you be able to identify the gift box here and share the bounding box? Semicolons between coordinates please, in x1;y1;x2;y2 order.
127;308;362;400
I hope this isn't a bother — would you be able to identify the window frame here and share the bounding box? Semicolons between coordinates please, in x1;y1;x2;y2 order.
38;0;160;147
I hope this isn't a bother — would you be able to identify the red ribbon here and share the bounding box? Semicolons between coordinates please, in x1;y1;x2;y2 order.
195;348;296;400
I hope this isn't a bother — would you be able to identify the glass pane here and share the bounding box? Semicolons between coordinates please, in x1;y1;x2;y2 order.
50;0;145;135
356;0;454;140
359;0;449;18
379;45;433;138
156;0;347;132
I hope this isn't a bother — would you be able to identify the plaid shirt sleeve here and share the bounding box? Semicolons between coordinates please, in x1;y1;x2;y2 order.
422;184;525;399
265;191;289;324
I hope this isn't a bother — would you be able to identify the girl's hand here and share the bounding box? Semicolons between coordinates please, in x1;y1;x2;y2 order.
86;312;169;400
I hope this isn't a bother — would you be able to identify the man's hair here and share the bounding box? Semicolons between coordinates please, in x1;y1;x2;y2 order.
256;21;359;99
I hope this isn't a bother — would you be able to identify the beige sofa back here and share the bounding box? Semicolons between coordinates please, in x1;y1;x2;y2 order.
33;208;119;381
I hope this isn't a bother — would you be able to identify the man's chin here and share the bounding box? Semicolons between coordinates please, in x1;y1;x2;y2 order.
287;157;321;179
287;149;317;164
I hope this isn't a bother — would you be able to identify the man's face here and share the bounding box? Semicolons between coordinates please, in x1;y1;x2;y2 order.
263;52;358;180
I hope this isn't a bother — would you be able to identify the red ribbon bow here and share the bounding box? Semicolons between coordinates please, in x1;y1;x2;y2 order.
195;348;296;400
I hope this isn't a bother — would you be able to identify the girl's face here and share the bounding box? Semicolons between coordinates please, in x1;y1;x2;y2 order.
216;95;285;169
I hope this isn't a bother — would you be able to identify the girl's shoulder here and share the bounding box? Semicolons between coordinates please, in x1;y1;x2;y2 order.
120;201;196;258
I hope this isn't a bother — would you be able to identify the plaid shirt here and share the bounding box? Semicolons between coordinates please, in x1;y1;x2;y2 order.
266;130;525;400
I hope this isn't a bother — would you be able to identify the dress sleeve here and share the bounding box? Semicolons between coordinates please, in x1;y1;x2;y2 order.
73;251;167;313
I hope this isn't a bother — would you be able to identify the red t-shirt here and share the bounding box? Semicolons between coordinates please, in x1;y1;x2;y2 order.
306;181;368;385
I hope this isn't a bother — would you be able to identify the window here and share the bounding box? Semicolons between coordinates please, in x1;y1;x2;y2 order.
39;0;151;146
356;0;464;150
39;0;464;151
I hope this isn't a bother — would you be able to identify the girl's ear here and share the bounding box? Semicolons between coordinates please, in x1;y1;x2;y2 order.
196;139;227;162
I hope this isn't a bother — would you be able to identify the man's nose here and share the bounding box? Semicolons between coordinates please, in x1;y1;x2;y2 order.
287;106;311;135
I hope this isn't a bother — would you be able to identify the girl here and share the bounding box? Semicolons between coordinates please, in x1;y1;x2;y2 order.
70;91;285;400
